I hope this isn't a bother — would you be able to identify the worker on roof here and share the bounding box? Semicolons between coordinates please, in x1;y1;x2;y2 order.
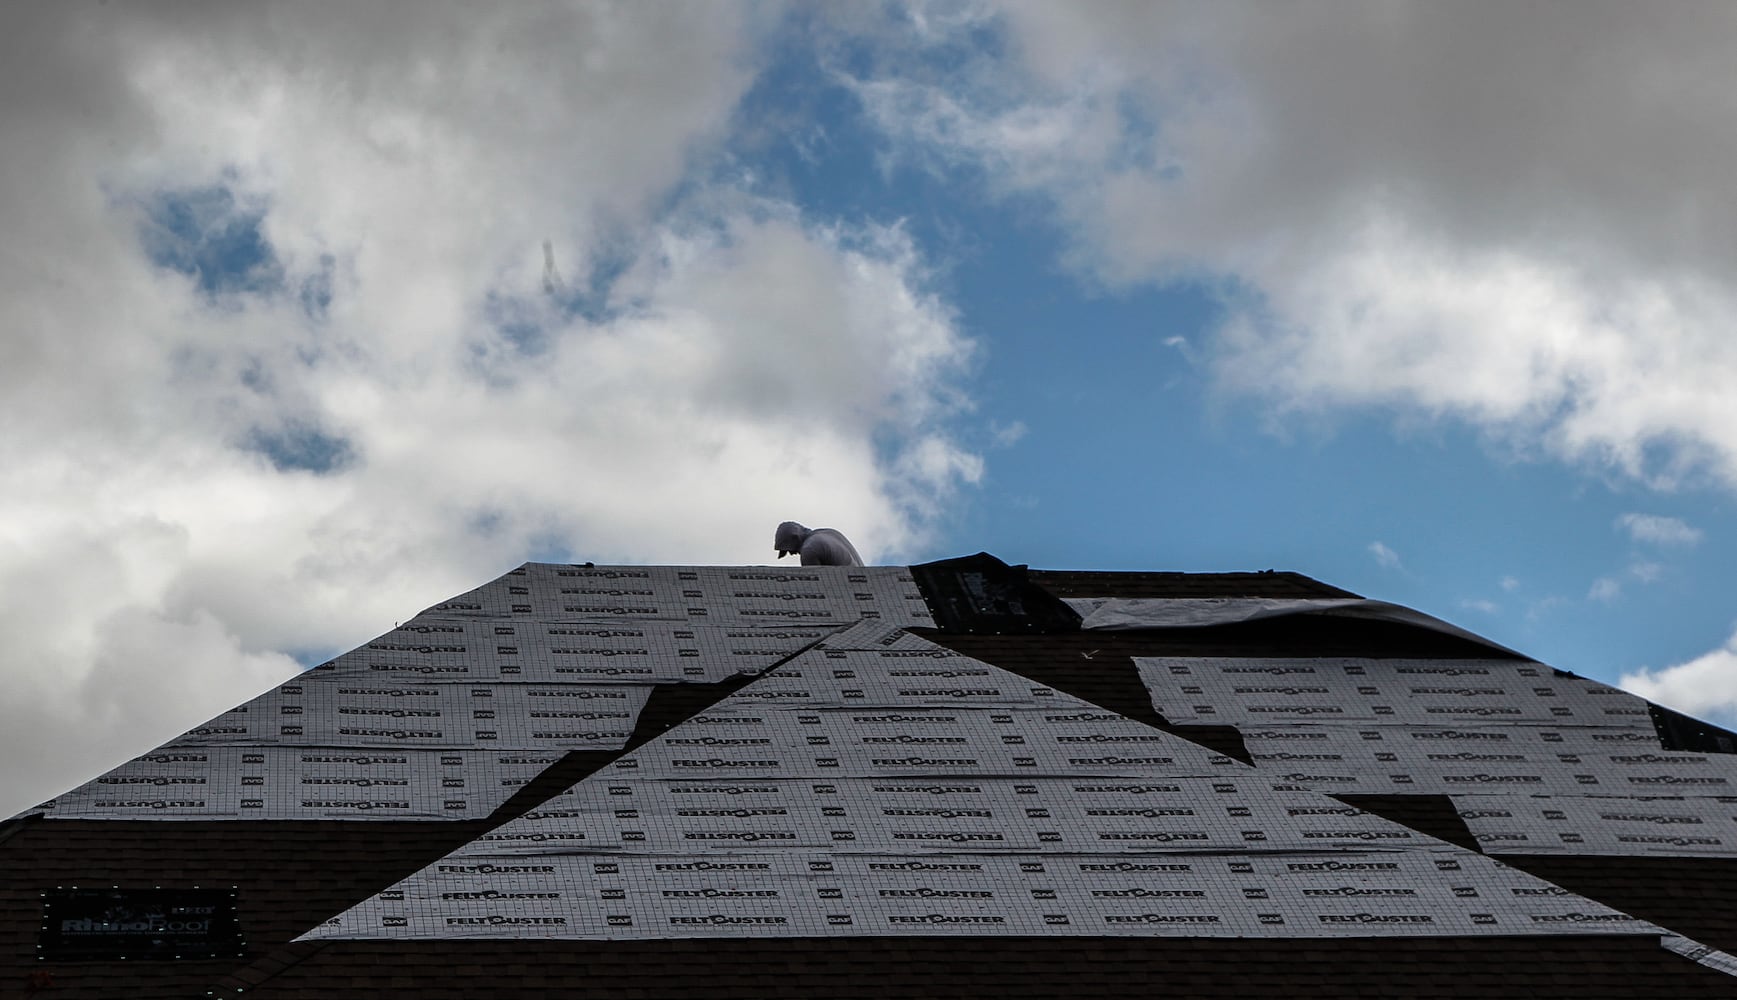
774;521;864;566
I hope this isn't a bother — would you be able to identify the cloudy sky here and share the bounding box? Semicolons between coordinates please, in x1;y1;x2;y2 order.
6;1;1737;816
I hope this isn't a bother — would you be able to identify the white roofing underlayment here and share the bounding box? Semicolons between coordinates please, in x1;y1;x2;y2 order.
19;563;1737;976
1136;655;1737;857
19;565;928;822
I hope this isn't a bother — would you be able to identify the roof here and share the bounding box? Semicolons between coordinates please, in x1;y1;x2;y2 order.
5;554;1737;998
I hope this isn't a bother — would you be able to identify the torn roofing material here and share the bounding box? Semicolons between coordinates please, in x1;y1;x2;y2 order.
1070;597;1525;656
7;555;1737;998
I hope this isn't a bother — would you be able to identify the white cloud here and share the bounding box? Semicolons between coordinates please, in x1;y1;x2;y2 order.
1368;541;1401;571
1526;596;1569;621
1629;561;1664;584
1500;576;1520;592
990;419;1029;448
1616;513;1704;547
1588;577;1622;603
847;3;1737;491
1622;629;1737;725
1459;598;1498;615
0;6;984;816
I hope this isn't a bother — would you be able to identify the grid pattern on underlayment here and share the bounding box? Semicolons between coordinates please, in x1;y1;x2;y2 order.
300;624;1706;948
16;566;929;823
311;618;844;684
427;564;934;628
1135;656;1737;859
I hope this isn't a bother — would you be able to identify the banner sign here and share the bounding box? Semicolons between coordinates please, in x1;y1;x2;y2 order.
39;888;243;961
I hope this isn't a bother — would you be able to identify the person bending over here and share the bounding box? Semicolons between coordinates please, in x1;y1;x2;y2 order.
773;521;863;566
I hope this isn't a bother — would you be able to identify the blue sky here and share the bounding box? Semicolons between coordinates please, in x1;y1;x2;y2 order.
6;2;1737;814
726;14;1737;686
